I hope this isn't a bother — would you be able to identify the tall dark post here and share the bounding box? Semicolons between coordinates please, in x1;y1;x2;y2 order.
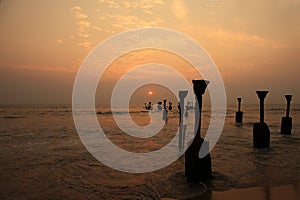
257;91;267;123
281;95;293;135
163;99;167;110
253;91;270;148
185;80;211;182
179;91;188;151
235;97;243;124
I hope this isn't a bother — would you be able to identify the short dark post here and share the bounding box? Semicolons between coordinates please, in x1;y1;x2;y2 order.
179;91;188;151
235;97;243;123
185;80;212;182
281;95;293;135
253;91;270;148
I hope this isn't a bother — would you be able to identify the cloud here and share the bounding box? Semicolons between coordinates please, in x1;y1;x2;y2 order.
106;14;163;29
1;62;76;73
99;0;120;8
70;1;167;49
71;6;88;19
172;0;187;19
93;26;101;31
70;7;93;47
97;0;165;30
207;28;288;49
77;41;91;48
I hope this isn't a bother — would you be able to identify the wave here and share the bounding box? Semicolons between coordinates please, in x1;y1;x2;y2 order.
266;108;285;111
96;110;152;115
3;115;25;119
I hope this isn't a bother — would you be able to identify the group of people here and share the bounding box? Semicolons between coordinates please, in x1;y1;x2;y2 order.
144;100;173;111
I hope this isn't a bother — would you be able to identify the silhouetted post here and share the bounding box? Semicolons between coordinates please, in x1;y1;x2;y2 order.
281;95;293;135
185;103;189;117
194;96;199;136
179;91;188;151
235;97;243;124
185;80;211;182
253;91;270;148
163;99;168;121
148;102;152;110
182;124;187;150
168;102;172;111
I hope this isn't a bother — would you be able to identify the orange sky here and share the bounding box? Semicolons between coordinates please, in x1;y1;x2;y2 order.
0;0;299;104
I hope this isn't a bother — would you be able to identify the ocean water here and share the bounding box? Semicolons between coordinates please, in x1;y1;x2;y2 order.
0;104;299;199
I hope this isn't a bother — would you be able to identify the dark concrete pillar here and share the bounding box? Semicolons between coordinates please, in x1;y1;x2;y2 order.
281;95;293;135
235;97;243;123
179;91;188;151
253;91;270;148
185;80;211;182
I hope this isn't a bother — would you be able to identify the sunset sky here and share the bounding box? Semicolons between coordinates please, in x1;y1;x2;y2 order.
0;0;299;104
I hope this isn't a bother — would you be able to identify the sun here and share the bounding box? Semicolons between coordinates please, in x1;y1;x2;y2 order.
148;90;153;96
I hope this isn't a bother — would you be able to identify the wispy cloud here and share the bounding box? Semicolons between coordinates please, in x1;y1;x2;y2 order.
56;39;63;44
77;20;91;38
210;28;289;49
71;6;88;19
172;0;187;19
77;41;91;48
99;0;120;8
97;0;166;30
71;6;92;49
108;14;164;29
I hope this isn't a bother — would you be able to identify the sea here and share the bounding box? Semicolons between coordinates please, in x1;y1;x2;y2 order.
0;104;299;199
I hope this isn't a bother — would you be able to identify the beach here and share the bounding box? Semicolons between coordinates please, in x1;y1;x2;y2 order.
0;104;299;199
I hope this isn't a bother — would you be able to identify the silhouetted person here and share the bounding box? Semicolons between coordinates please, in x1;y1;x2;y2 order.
157;102;162;110
147;102;153;110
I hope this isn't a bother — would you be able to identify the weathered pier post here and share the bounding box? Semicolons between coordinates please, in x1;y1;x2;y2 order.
281;95;292;135
235;97;243;124
253;91;270;148
179;91;188;151
162;99;168;121
185;80;212;181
